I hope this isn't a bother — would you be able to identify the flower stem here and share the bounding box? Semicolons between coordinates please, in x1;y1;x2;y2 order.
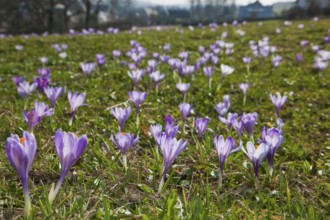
136;113;140;128
123;154;128;173
49;175;65;205
24;192;32;219
69;114;74;126
243;94;246;106
219;170;223;189
255;177;260;190
158;175;165;194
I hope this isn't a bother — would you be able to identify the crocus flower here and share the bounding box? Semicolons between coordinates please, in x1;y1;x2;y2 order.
215;95;230;116
149;124;162;146
68;91;86;126
12;76;24;86
80;62;96;75
149;71;166;91
49;129;88;204
59;52;67;59
128;91;147;127
233;119;244;137
34;76;50;93
38;68;51;78
128;91;147;114
213;135;241;187
15;45;23;51
295;53;303;62
110;132;139;171
111;50;120;59
17;81;37;98
40;56;48;65
270;93;287;117
128;69;144;86
6;131;36;218
176;83;190;101
195;117;210;140
272;55;282;68
23;101;54;132
242;141;270;188
239;83;250;105
158;134;188;193
242;56;251;65
241;112;258;138
219;112;238;130
179;103;192;122
220;64;234;77
110;106;131;131
44;86;64;107
96;54;106;67
261;127;284;173
203;66;213;89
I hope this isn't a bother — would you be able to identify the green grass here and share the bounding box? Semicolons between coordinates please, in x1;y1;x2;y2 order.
0;19;330;219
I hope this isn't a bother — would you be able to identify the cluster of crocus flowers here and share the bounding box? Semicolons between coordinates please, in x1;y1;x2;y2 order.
49;129;88;204
110;132;139;172
6;131;36;218
68;91;86;126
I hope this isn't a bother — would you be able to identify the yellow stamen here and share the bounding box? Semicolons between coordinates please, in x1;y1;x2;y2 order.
20;137;25;144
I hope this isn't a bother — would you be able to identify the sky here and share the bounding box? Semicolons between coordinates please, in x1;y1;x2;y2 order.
145;0;295;6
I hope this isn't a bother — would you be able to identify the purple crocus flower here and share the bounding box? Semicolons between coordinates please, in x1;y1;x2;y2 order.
270;93;287;117
313;57;328;71
241;112;258;138
176;83;190;94
158;134;188;193
203;66;213;89
295;53;303;62
272;55;282;68
49;129;88;204
110;132;139;171
233;119;244;137
261;127;284;172
179;103;193;122
6;131;36;218
219;112;238;130
128;69;144;86
81;62;96;75
68;91;86;125
242;141;270;187
12;76;24;86
213;135;241;187
149;124;162;146
23;101;54;132
96;54;106;67
128;91;147;127
110;106;131;132
150;71;166;91
215;95;230;116
17;81;37;98
242;57;251;65
239;83;250;105
112;50;121;58
220;64;234;77
34;76;50;92
44;86;64;107
176;83;190;101
195;117;210;140
38;68;51;78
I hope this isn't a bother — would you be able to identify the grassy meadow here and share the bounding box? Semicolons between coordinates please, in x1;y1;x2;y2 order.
0;19;330;219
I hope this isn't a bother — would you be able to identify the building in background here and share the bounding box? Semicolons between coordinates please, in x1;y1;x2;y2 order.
238;1;273;20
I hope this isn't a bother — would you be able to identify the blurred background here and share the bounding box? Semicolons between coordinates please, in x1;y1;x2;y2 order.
0;0;329;34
